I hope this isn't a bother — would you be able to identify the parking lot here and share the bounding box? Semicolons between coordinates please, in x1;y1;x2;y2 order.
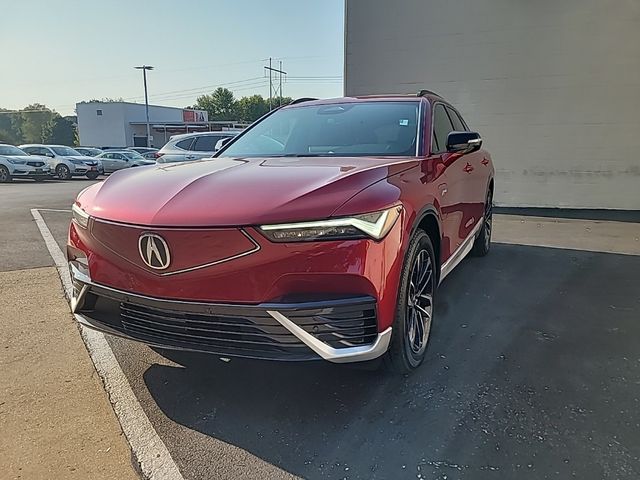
1;178;639;479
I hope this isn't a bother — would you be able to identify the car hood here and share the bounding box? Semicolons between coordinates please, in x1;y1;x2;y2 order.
1;155;30;164
78;156;418;226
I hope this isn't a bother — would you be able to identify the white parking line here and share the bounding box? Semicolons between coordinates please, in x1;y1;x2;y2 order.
30;209;184;480
36;208;73;213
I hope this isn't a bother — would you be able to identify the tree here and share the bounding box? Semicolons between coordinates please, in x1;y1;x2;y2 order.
193;88;237;121
42;116;75;145
235;95;269;123
20;104;56;143
0;109;22;144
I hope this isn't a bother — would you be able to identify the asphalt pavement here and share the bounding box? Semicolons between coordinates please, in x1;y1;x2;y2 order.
2;178;639;480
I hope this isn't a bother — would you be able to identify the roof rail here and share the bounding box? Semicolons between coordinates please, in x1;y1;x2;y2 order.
417;89;441;98
289;97;318;105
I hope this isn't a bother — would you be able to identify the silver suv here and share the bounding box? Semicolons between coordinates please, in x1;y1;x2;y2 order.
20;144;103;180
156;131;240;163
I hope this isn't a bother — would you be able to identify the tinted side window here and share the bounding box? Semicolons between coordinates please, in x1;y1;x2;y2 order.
446;107;466;132
175;138;194;150
432;104;454;154
192;135;222;152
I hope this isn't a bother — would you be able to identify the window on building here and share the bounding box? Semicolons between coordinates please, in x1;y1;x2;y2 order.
96;109;103;116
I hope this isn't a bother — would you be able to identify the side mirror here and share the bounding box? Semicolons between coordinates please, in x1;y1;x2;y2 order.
446;131;482;154
44;152;55;158
214;137;232;151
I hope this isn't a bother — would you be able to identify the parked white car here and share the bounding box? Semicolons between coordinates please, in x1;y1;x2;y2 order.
96;150;155;173
156;131;240;163
20;144;103;180
0;144;52;182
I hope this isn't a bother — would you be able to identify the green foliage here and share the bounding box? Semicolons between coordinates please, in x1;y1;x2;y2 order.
0;105;76;145
42;116;75;145
20;104;55;143
78;97;126;104
235;95;269;123
193;89;294;123
193;88;237;121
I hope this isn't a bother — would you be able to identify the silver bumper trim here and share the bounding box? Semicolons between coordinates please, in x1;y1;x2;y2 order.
267;310;392;363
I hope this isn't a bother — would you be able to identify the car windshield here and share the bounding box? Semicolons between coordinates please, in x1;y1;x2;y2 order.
122;151;144;160
0;145;28;156
51;146;81;156
219;101;420;158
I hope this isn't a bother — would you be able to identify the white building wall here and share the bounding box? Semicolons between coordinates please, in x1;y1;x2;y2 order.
345;0;640;209
77;102;208;148
76;102;128;147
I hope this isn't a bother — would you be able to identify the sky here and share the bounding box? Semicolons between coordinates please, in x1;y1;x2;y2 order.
0;0;344;115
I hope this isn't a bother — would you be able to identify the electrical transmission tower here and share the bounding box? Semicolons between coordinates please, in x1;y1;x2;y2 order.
264;58;287;110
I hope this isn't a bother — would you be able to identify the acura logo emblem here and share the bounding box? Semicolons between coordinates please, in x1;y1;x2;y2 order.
138;233;171;270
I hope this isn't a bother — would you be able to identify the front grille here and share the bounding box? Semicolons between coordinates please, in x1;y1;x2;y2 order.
27;161;45;167
79;287;378;361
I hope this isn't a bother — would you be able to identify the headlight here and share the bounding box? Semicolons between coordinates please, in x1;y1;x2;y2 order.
6;159;26;165
259;206;402;242
71;203;90;229
71;159;85;165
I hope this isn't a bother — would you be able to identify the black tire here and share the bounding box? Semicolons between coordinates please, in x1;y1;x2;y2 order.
471;188;493;257
384;230;437;374
56;164;72;180
86;172;99;180
0;165;12;183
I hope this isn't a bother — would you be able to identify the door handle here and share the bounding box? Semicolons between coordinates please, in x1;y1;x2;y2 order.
482;158;489;166
463;163;474;173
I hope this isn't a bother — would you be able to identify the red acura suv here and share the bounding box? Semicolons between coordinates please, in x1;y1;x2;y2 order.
68;92;494;373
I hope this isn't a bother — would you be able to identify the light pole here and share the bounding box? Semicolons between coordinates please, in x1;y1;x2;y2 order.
135;65;154;147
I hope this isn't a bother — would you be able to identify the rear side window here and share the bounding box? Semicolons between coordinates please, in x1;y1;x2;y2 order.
431;104;455;154
192;135;223;152
446;106;466;132
175;138;194;150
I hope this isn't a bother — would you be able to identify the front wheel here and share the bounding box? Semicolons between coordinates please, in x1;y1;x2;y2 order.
86;172;99;180
0;165;12;183
471;188;493;257
384;230;437;374
56;164;72;180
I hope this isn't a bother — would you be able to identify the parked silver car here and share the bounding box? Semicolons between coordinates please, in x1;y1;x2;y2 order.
96;150;155;173
156;131;240;163
20;144;103;180
75;147;104;157
0;144;52;182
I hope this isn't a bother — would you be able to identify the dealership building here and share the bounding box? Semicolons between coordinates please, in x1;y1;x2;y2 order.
76;102;244;149
345;0;640;209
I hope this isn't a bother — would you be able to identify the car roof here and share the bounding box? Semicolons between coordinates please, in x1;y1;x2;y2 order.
170;131;241;141
283;94;447;109
100;150;137;154
19;144;74;148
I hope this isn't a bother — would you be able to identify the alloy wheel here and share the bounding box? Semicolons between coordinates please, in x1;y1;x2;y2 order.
0;166;9;182
484;192;493;250
406;249;434;355
56;164;71;180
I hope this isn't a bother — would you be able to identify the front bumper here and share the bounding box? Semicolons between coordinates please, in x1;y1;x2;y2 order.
11;167;52;178
70;264;392;363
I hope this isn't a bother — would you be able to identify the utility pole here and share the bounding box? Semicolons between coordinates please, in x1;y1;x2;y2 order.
135;65;154;147
264;59;287;110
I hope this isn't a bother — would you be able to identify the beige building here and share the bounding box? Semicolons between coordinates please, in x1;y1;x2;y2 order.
344;0;640;209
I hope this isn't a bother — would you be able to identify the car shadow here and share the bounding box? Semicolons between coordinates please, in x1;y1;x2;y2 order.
142;244;640;479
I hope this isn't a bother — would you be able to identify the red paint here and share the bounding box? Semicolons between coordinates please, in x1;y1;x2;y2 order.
70;95;494;333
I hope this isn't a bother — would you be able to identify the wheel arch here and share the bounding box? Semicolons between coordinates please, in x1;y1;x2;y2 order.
409;206;442;282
